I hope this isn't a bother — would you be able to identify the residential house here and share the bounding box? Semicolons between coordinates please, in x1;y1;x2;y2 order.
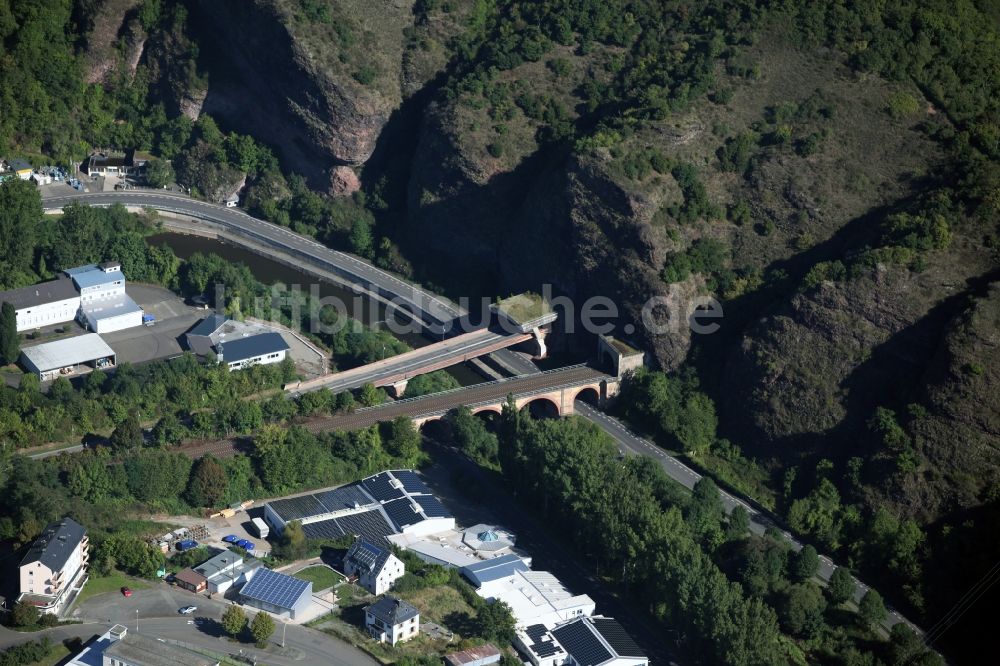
343;539;404;595
364;596;420;645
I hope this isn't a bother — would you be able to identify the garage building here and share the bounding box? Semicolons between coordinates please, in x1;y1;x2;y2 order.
19;334;116;381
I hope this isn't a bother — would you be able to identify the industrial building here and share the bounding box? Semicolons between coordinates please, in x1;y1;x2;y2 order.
365;596;420;645
343;539;405;595
192;550;261;595
17;517;89;615
19;333;116;381
444;645;502;666
0;277;80;332
239;567;312;619
461;556;595;629
66;624;219;666
68;262;143;333
263;470;454;545
216;332;290;371
549;616;648;666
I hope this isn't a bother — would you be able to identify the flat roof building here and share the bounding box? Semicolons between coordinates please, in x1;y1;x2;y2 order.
67;624;219;666
469;566;595;629
444;644;502;666
19;333;116;381
461;554;530;589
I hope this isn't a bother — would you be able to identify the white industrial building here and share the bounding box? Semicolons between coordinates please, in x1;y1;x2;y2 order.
549;616;648;666
343;539;405;595
20;333;116;381
0;278;80;332
461;556;595;629
18;517;89;615
67;262;143;333
216;332;290;371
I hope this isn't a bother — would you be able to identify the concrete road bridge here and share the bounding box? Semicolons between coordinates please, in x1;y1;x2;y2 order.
288;327;538;397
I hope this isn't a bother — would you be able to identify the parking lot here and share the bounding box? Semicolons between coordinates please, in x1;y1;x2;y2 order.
101;284;202;365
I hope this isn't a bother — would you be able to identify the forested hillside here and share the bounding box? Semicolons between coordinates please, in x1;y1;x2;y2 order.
1;0;998;662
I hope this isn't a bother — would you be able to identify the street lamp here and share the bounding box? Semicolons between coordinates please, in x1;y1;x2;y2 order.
135;608;139;632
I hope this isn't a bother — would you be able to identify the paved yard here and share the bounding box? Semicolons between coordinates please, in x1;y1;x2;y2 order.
101;284;202;365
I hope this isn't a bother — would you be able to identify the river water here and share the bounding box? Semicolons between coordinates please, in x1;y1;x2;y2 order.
147;232;483;386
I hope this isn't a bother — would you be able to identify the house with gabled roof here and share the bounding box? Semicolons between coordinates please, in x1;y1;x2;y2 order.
343;538;404;595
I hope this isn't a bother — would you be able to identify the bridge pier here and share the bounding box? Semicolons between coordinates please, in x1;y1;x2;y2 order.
530;326;548;359
385;379;409;398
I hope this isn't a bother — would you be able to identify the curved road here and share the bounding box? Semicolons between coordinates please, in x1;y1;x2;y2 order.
40;189;463;331
574;401;922;636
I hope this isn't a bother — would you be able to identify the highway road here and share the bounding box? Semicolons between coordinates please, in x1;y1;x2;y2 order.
574;401;920;634
40;189;463;331
289;328;531;396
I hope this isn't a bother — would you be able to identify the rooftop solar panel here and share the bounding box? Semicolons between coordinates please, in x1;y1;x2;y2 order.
591;617;644;657
413;495;450;518
336;509;397;546
362;473;405;502
301;518;346;541
240;568;310;610
525;625;548;642
390;469;429;494
268;494;327;522
552;620;612;666
315;484;373;512
383;497;421;529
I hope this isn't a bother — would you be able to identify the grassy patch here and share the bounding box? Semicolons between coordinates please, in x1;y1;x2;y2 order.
24;642;72;666
293;565;341;591
397;585;476;630
75;572;151;606
494;292;551;325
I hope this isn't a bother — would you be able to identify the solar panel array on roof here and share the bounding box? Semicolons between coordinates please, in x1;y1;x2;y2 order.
524;624;565;659
240;568;310;610
268;494;327;522
414;494;449;518
301;509;396;546
390;469;429;494
347;541;384;571
300;518;345;541
552;620;613;666
337;510;397;545
383;497;421;528
362;473;405;501
315;485;374;512
591;617;644;657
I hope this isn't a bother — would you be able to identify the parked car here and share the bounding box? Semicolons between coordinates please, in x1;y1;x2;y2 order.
179;606;198;614
222;535;239;543
121;587;132;597
235;539;255;551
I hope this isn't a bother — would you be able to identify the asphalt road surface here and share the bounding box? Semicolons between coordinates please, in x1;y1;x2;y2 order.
574;401;921;635
289;328;531;396
0;583;375;666
40;189;463;331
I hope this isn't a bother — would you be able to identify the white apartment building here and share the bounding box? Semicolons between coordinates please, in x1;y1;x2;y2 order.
0;278;80;332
